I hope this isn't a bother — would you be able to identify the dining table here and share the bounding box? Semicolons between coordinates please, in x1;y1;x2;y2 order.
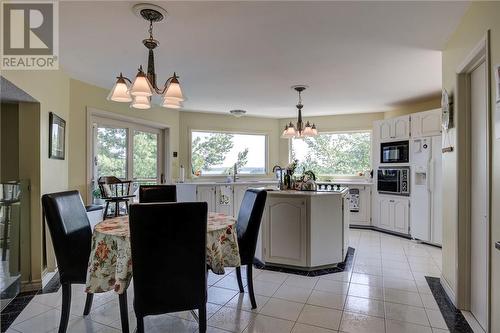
85;212;241;295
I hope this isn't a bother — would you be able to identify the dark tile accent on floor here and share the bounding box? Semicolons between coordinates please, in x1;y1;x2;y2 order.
254;247;355;276
350;225;442;248
0;272;61;332
426;276;473;333
350;224;413;239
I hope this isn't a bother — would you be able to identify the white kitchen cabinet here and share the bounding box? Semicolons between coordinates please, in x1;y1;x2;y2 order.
196;185;216;212
343;194;350;256
346;185;371;226
410;109;442;138
264;196;307;266
376;195;409;234
233;184;250;217
376;115;410;142
215;185;233;216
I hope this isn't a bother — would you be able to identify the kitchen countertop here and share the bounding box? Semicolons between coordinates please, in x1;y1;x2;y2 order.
319;180;373;186
268;189;348;196
176;180;278;186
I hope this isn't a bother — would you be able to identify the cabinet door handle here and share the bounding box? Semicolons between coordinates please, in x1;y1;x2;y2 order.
389;200;395;202
496;241;500;251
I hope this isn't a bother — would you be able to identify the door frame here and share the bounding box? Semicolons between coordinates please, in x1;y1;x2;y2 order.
455;31;491;330
86;107;171;203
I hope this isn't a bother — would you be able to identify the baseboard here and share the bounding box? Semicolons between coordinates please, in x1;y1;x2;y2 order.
440;275;458;307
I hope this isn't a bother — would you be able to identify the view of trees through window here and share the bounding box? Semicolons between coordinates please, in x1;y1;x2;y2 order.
96;127;159;182
96;127;127;179
291;132;371;177
191;131;266;175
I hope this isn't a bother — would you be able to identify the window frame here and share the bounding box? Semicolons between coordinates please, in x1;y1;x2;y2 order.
288;129;372;178
188;128;269;178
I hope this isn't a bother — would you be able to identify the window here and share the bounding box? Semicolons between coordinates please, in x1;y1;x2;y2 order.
290;131;371;177
92;116;164;197
191;131;267;176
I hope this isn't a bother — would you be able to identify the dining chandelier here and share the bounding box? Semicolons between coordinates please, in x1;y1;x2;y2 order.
108;4;184;110
281;85;318;138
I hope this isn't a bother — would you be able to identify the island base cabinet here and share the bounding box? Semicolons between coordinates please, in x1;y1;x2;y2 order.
262;192;349;270
309;196;345;266
263;197;307;267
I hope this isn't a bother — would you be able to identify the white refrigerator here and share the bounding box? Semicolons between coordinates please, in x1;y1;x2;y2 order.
410;136;442;245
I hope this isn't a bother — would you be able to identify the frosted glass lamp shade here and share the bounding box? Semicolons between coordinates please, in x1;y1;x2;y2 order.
285;123;296;138
108;76;132;102
130;70;152;97
164;75;184;101
162;97;182;109
311;124;318;136
131;95;151;109
302;122;313;137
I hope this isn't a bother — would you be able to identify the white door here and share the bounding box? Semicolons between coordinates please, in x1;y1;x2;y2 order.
393;198;409;234
378;197;392;230
470;61;488;330
393;116;410;140
379;120;392;141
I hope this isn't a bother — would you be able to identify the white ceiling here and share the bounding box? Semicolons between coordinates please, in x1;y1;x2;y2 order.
59;1;469;117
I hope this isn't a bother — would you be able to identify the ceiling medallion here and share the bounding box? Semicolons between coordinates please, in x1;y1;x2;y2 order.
108;3;184;110
281;85;318;138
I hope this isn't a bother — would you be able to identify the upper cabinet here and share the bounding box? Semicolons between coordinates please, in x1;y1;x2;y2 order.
377;115;410;142
410;109;442;138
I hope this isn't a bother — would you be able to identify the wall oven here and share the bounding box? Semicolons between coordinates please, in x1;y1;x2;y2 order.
377;167;410;196
380;140;409;164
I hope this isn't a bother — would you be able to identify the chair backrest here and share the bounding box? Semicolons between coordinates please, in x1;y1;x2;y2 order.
139;185;177;203
236;189;267;264
41;191;92;284
129;202;207;317
98;176;131;198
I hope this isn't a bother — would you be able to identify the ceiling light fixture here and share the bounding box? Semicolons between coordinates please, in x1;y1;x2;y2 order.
230;109;247;117
108;4;184;109
281;85;317;139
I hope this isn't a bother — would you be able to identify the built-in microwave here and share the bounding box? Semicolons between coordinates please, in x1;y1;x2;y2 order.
377;167;410;196
380;140;409;164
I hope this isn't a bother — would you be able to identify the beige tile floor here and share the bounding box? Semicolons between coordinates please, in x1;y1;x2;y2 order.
6;229;449;333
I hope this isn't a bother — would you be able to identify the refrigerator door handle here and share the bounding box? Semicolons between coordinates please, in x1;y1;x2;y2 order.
428;158;434;193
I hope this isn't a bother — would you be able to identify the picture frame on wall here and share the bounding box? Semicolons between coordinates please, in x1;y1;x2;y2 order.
49;112;66;160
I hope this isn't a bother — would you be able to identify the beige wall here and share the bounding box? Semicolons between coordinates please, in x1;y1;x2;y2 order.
1;103;19;181
441;2;500;331
179;112;280;179
1;70;69;285
383;97;441;119
68;79;180;202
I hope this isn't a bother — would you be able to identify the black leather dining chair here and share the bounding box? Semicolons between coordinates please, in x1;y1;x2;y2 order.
234;189;267;309
138;185;177;203
42;191;130;333
129;202;208;333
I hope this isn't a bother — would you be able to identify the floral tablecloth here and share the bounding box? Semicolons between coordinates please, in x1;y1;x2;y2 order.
85;212;240;294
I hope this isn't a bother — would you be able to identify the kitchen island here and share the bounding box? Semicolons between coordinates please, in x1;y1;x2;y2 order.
257;188;350;271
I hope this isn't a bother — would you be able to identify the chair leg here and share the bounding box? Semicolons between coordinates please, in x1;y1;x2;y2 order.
125;200;129;215
235;266;244;293
115;201;119;217
58;283;71;333
246;264;257;309
198;304;207;333
136;316;145;333
118;291;129;333
83;293;93;315
103;202;109;220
